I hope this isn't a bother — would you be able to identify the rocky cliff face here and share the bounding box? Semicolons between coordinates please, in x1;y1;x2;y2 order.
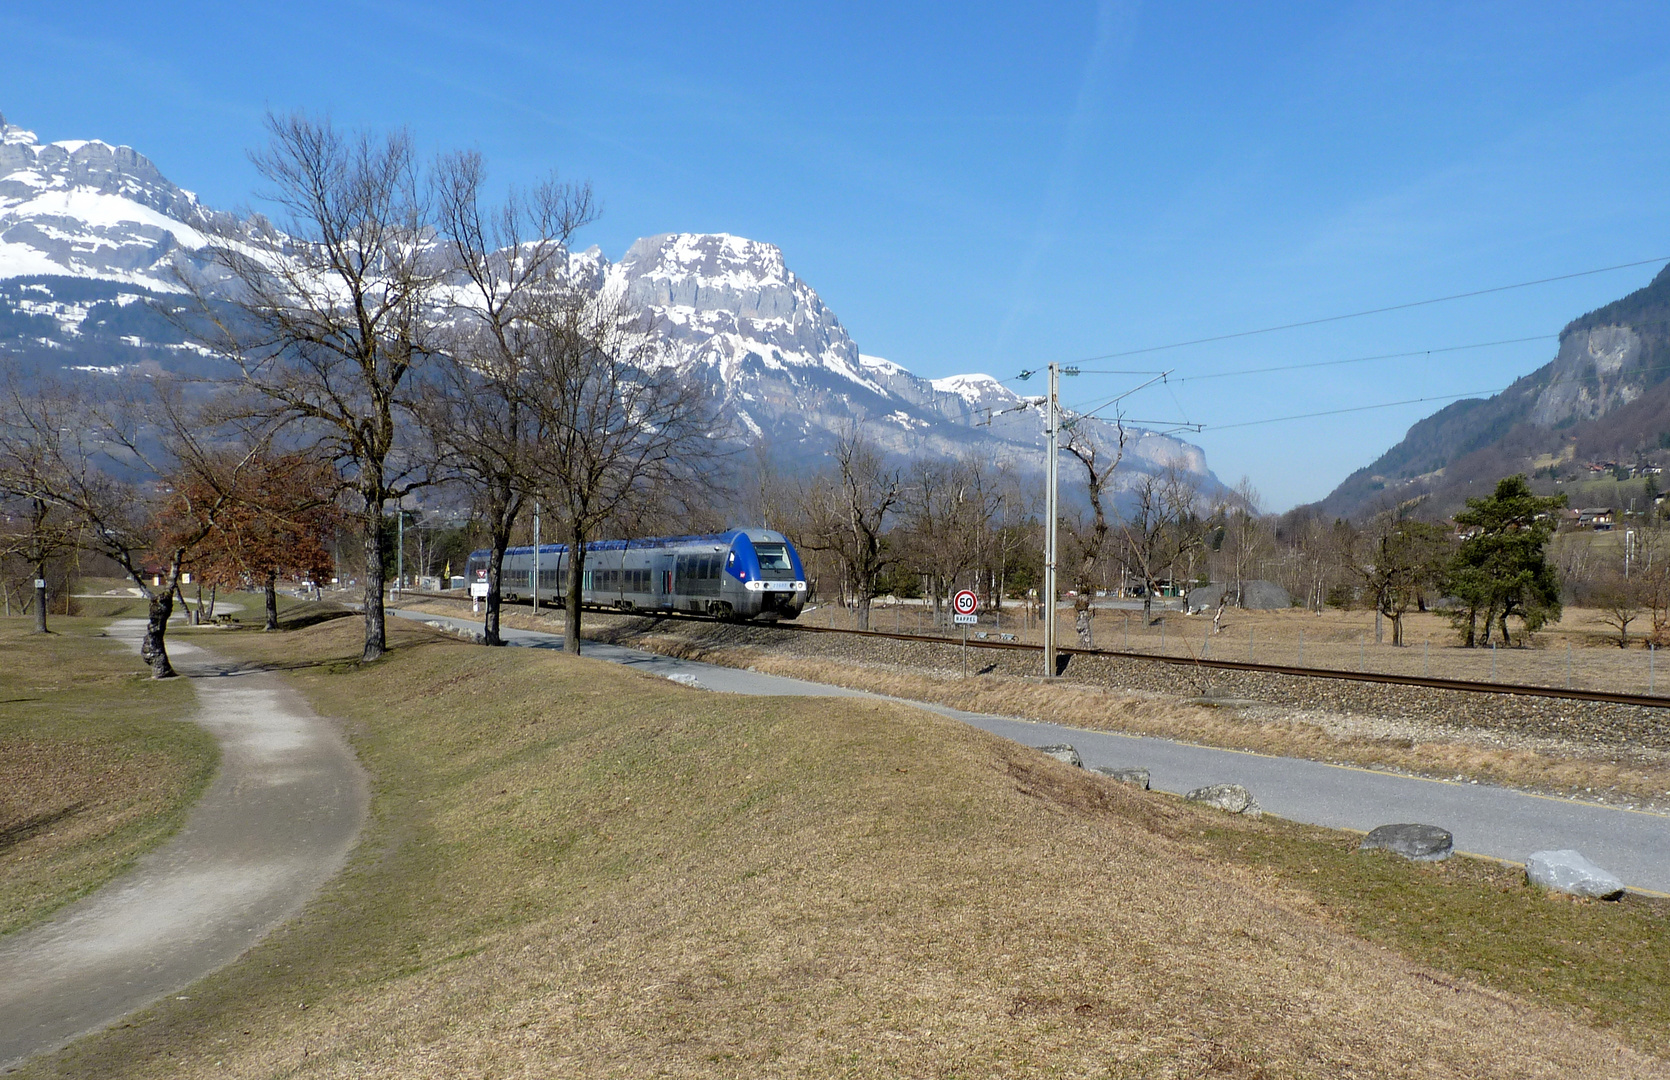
1527;324;1646;427
1316;263;1670;519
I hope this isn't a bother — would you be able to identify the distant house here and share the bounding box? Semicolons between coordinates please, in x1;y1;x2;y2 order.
1577;507;1615;530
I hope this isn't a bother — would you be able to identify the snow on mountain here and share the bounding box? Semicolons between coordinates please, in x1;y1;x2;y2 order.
585;231;1221;493
0;110;1223;497
0;113;211;292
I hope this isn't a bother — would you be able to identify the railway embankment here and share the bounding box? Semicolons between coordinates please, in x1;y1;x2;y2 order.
586;613;1670;808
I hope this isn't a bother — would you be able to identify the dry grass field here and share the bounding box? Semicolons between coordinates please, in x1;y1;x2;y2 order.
408;598;1670;807
17;616;1670;1078
0;617;215;937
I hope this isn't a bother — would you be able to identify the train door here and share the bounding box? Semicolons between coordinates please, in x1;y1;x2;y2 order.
654;552;675;609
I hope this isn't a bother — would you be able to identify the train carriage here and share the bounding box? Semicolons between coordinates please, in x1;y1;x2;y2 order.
465;528;807;621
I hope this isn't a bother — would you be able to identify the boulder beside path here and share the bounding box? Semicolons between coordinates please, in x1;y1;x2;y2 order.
1525;850;1626;900
1034;744;1083;768
1093;766;1150;789
1185;783;1262;818
1359;823;1454;862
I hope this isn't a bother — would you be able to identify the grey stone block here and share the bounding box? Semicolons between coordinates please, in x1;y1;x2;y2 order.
1184;783;1261;818
1092;766;1150;789
1525;849;1626;900
1033;744;1083;768
1359;823;1454;862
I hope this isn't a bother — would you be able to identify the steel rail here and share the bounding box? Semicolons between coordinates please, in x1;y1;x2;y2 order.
402;592;1670;710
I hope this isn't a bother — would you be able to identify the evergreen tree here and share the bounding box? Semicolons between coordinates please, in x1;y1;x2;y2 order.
1444;475;1565;647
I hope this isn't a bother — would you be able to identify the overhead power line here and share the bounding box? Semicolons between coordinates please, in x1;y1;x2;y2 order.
1171;333;1554;383
1207;389;1507;431
1064;256;1668;364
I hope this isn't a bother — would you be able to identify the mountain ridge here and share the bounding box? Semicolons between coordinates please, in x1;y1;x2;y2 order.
1315;263;1670;520
0;110;1225;501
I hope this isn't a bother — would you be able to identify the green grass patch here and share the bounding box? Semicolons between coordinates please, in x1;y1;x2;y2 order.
0;617;217;936
1195;818;1670;1057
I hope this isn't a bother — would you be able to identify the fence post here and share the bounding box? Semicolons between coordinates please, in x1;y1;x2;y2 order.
1566;643;1572;689
1298;629;1304;666
1491;642;1497;682
1424;640;1429;678
1248;625;1254;663
1652;644;1656;696
1203;629;1210;659
1359;634;1364;672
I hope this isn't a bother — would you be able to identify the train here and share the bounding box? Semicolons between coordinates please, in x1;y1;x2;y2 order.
464;527;808;621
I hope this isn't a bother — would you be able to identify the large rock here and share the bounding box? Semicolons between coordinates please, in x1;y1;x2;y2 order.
1186;580;1293;611
1092;766;1150;789
1525;850;1626;900
1184;783;1261;818
1033;744;1082;768
1359;823;1453;862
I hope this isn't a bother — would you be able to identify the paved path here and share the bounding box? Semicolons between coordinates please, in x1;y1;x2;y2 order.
0;622;368;1071
401;608;1670;895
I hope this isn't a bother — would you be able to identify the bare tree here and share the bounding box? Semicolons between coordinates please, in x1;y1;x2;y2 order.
0;374;260;676
898;454;1000;627
1221;477;1267;607
1590;570;1645;647
0;417;80;633
523;295;721;654
182;112;444;661
1061;421;1126;646
1349;511;1450;647
1117;463;1198;622
427;150;596;645
802;429;902;631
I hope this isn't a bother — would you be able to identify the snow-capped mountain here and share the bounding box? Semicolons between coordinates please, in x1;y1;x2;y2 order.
0;112;221;374
0;110;1223;498
586;231;1216;490
0;112;219;291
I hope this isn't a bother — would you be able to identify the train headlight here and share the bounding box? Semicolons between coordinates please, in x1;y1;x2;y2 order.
745;580;766;591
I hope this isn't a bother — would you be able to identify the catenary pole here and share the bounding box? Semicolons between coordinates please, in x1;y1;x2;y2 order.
1044;362;1059;678
533;499;541;614
395;508;404;599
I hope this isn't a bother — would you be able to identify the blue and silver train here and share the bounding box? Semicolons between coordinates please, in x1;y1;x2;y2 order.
464;528;808;621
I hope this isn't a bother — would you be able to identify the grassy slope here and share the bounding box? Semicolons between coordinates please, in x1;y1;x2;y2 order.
0;617;215;936
18;618;1668;1079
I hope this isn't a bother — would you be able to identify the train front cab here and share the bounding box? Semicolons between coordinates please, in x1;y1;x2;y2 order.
727;529;807;621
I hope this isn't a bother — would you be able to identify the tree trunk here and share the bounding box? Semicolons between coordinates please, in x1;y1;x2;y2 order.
855;593;871;631
264;574;279;631
484;542;507;646
1074;600;1093;648
141;590;177;678
32;560;46;635
362;501;387;661
563;526;586;655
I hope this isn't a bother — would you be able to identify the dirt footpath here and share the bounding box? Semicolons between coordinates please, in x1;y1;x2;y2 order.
0;622;368;1071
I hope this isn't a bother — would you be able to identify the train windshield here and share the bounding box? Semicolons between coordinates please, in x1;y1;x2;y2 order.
753;542;796;580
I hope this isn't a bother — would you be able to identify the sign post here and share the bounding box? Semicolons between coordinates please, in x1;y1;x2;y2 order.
953;590;979;677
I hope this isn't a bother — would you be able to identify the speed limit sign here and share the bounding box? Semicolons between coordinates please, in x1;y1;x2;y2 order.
952;589;979;622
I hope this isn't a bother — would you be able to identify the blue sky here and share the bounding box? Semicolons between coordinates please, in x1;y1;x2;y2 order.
6;1;1670;509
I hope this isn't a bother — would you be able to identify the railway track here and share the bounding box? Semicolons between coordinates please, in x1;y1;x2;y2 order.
401;591;1670;710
